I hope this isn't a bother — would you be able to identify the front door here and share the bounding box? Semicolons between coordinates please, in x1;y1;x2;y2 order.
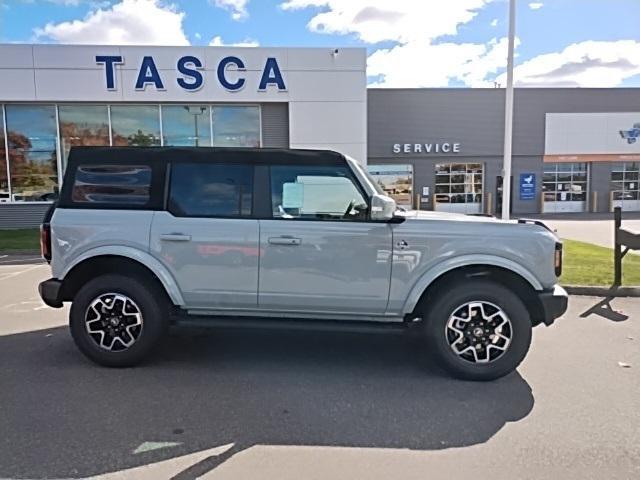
258;164;393;314
150;161;259;309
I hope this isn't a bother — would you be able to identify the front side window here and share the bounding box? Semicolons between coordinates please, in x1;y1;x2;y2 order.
169;163;253;217
162;105;211;147
211;106;260;147
110;105;161;147
58;105;110;165
270;165;368;220
5;105;59;202
71;165;151;205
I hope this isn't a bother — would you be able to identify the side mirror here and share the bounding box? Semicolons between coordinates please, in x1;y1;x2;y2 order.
370;194;397;221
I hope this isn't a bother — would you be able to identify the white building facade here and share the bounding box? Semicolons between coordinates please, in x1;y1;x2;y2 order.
0;44;367;226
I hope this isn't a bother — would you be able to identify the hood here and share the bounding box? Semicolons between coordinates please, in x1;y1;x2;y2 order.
397;209;506;224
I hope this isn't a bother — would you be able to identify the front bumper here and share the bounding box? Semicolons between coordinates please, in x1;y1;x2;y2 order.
38;278;64;308
537;284;568;326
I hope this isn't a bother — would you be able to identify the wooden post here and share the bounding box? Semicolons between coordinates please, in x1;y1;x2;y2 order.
609;191;615;213
486;192;493;215
614;206;622;286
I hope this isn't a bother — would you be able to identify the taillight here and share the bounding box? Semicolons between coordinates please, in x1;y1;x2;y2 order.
40;223;52;263
554;242;563;277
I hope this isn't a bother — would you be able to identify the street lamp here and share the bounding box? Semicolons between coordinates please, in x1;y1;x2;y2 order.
501;0;516;220
183;105;207;147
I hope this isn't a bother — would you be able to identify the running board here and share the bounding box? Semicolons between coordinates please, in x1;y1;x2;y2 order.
171;315;416;335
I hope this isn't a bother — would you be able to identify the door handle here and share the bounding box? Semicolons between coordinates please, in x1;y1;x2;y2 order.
159;233;192;242
268;236;302;246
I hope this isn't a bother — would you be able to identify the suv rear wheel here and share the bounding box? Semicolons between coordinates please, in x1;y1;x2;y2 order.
423;280;532;381
69;274;169;367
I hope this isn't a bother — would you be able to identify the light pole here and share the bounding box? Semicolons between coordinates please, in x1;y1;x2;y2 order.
184;106;207;147
501;0;516;220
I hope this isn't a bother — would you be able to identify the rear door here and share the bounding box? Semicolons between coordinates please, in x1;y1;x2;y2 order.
150;160;259;310
258;163;393;314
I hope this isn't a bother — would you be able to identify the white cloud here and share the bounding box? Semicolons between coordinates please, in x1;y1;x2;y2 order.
211;0;249;20
209;35;259;47
497;40;640;87
280;0;492;44
528;2;544;10
490;18;498;27
34;0;189;45
281;0;509;87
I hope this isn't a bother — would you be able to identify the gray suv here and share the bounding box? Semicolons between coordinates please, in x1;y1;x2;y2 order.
39;147;567;380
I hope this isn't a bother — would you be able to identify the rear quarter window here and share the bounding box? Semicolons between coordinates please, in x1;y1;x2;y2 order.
71;165;152;205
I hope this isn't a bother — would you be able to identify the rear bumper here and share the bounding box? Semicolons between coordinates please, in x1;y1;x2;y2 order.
38;278;64;308
537;284;568;326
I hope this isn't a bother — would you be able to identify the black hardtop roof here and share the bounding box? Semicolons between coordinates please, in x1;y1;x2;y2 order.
67;146;347;166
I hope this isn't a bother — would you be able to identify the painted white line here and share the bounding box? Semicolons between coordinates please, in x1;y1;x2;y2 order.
0;257;43;264
0;264;44;281
0;255;7;259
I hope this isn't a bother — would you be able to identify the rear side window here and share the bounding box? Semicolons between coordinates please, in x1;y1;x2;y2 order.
169;163;253;217
71;165;151;205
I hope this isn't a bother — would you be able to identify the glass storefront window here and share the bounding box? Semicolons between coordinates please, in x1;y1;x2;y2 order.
162;105;211;146
542;163;587;212
0;106;9;202
110;105;161;147
434;163;483;213
5;105;59;201
611;162;640;211
211;106;260;147
58;105;110;164
367;164;413;208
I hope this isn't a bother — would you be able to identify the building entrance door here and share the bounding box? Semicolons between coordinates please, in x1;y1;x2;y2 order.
367;164;414;209
495;176;513;216
542;163;587;213
434;163;483;214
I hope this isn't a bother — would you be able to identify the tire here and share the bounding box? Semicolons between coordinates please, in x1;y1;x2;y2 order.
422;280;532;381
69;273;169;367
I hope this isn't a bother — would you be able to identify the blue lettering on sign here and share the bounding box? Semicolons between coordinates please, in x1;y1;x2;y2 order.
520;173;536;201
259;57;286;91
217;56;246;91
135;56;164;90
95;55;123;90
177;55;203;91
96;54;287;92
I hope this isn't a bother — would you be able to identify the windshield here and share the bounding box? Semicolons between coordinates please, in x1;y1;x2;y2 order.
345;156;385;195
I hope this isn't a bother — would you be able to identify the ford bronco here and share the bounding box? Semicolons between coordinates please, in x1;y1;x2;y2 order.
39;147;567;380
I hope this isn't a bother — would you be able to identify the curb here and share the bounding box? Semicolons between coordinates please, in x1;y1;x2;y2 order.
564;285;640;297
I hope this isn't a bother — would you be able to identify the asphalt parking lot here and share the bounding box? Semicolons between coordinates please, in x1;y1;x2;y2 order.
0;258;639;480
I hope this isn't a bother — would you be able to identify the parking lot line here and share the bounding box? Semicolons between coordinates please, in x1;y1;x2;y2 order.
0;257;43;265
0;264;45;281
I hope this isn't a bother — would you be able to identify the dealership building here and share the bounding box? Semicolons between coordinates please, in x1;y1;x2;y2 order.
0;44;639;227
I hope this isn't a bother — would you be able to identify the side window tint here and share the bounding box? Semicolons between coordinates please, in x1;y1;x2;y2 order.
169;163;253;217
270;165;368;220
72;165;151;205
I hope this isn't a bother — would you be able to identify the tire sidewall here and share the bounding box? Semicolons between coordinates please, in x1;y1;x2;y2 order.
70;274;168;367
424;281;532;381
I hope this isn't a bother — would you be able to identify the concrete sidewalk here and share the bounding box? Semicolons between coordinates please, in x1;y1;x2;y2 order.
527;213;640;253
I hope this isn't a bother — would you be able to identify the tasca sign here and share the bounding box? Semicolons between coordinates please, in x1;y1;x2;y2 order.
393;142;461;154
95;55;286;92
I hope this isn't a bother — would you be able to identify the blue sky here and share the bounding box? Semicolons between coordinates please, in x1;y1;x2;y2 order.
1;0;639;88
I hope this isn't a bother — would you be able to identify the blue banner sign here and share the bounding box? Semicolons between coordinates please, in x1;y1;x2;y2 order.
520;173;536;201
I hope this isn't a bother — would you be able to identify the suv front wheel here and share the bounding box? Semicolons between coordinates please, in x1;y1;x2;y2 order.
423;280;532;381
69;274;169;367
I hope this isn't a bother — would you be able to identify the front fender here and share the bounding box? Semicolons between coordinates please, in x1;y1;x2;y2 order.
402;254;543;315
60;246;185;306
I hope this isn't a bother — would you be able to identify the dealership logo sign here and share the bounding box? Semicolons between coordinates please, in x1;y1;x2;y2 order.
392;143;461;154
619;123;640;144
95;55;286;92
